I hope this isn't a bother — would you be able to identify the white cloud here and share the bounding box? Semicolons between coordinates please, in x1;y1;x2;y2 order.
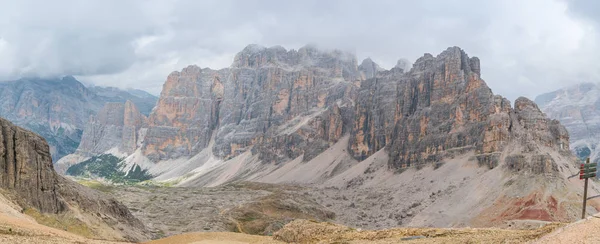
0;0;599;100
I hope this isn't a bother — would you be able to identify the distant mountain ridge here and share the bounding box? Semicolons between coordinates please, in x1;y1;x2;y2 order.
87;85;157;115
57;44;587;227
0;76;157;161
535;82;600;162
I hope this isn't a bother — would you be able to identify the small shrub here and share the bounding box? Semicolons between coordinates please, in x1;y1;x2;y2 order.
434;161;445;170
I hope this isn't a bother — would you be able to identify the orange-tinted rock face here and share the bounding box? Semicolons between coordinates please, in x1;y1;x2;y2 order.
0;76;158;162
349;47;569;170
71;45;570;178
142;65;229;161
212;45;360;162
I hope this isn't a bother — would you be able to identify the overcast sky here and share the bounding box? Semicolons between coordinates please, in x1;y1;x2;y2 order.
0;0;598;100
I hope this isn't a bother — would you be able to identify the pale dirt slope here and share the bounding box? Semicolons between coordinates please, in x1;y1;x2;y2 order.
0;193;126;244
533;214;600;244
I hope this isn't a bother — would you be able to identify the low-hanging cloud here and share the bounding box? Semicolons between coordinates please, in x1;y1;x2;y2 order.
0;0;599;100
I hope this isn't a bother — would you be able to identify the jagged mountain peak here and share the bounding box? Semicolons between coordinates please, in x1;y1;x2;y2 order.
59;45;584;226
360;57;375;65
394;58;412;72
358;57;383;79
515;96;539;109
232;43;358;71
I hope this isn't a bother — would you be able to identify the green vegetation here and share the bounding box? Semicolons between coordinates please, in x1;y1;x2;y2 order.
23;208;93;238
66;154;152;184
76;179;115;192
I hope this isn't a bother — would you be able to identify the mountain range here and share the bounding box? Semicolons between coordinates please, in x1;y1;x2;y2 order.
536;83;600;164
54;44;589;226
0;76;157;161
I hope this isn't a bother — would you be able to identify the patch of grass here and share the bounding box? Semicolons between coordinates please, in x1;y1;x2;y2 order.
138;179;180;188
76;179;114;193
23;208;93;238
153;229;166;240
66;154;152;184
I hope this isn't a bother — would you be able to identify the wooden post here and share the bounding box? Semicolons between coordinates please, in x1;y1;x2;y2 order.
582;157;590;219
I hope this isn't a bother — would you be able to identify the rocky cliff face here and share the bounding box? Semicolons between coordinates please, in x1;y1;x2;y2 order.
0;117;149;241
54;101;147;174
0;76;157;162
134;45;361;163
535;83;600;162
0;118;61;213
214;45;359;162
58;44;584;225
143;66;229;161
351;47;569;170
88;86;157;116
64;45;571;173
78;101;147;156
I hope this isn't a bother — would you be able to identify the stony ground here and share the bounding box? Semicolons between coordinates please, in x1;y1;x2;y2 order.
533;215;600;244
97;182;435;238
142;219;567;244
0;194;128;244
93;183;272;238
5;179;600;243
83;180;565;240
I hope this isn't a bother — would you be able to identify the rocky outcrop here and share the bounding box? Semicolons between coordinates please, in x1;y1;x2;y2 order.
88;86;157;116
143;66;229;161
77;101;147;156
0;117;149;241
213;45;359;162
0;118;61;213
64;45;570;179
56;44;583;226
358;58;383;80
0;76;157;161
350;47;568;171
55;101;147;174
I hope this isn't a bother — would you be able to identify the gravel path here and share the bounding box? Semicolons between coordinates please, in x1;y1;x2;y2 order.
533;215;600;244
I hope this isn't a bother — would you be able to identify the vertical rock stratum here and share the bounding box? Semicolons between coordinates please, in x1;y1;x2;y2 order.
0;117;150;241
59;45;589;226
0;76;157;162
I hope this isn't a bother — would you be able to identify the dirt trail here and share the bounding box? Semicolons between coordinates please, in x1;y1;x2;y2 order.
533;215;600;244
143;232;280;244
0;194;126;244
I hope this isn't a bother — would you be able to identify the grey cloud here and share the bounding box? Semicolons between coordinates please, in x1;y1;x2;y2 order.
1;0;599;100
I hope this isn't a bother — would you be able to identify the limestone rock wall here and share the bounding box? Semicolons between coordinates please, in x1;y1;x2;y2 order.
349;47;569;170
76;101;147;157
0;118;61;213
0;117;149;241
143;66;228;161
65;45;572;178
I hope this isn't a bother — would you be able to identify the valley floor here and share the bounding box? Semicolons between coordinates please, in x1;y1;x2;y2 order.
3;179;600;243
0;216;567;244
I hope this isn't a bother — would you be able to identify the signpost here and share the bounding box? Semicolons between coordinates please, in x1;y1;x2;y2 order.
580;158;597;219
